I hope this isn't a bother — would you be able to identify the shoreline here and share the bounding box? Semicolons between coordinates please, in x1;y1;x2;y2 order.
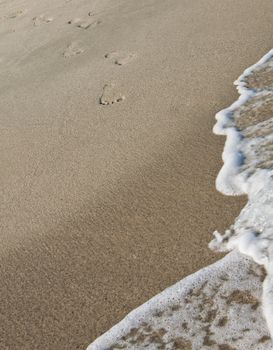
87;252;269;350
1;0;273;349
89;47;273;349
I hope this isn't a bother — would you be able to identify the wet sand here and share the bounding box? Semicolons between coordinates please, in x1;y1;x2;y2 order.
1;0;273;349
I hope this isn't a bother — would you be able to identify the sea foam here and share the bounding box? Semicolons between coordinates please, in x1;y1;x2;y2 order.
87;50;273;349
87;252;269;349
210;49;273;338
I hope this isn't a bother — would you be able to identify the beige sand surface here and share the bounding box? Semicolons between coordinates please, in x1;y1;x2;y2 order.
1;0;273;349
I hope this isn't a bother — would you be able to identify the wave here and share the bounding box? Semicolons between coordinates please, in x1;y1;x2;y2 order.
87;50;273;349
210;49;273;338
87;252;269;349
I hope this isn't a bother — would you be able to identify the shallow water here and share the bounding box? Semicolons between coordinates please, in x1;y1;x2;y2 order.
211;49;273;338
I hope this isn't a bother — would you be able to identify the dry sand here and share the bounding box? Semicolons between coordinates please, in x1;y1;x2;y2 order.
1;0;273;349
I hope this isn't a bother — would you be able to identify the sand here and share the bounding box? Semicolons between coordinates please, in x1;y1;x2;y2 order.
1;0;273;349
88;47;273;350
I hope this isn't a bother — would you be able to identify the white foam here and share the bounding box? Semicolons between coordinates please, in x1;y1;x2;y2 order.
234;49;273;94
210;49;273;338
87;252;270;349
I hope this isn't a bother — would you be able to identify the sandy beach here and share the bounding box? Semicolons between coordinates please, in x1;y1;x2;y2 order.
1;0;273;349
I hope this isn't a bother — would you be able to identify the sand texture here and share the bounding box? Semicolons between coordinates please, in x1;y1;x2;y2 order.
88;47;273;350
1;0;273;349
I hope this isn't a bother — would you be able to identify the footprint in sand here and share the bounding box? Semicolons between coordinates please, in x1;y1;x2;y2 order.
67;18;101;30
105;52;136;66
100;84;125;105
4;10;26;20
63;42;84;58
33;15;53;26
77;20;101;29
